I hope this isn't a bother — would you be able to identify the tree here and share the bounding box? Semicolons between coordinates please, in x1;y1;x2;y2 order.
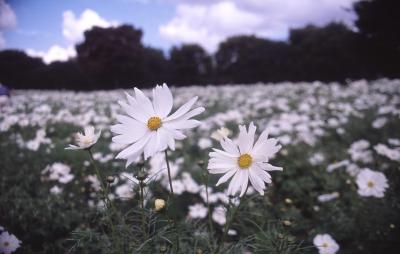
76;25;167;89
353;0;400;77
289;23;364;81
168;44;213;86
0;50;45;89
215;35;294;83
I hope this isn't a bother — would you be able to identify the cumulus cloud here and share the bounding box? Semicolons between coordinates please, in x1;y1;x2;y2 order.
160;0;358;52
0;0;17;48
27;9;118;64
26;45;77;64
62;9;118;44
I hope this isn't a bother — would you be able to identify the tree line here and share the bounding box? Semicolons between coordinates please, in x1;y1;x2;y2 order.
0;0;399;90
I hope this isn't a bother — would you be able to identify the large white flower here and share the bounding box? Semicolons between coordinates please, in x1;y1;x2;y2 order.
313;234;339;254
66;126;101;150
208;122;282;196
356;168;388;198
111;84;204;166
0;231;21;254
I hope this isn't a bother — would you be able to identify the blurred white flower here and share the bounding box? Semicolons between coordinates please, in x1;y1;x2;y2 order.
313;234;339;254
374;144;400;161
188;203;208;219
0;231;21;254
66;126;101;150
212;206;226;226
208;122;282;196
356;168;388;198
41;163;74;184
198;137;212;149
50;185;63;195
317;192;339;203
211;127;232;141
111;84;204;166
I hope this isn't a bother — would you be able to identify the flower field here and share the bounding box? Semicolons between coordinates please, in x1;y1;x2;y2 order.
1;79;400;254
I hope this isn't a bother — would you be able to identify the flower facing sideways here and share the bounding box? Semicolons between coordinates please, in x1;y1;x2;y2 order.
208;122;282;196
356;168;388;198
111;84;204;166
313;234;339;254
66;126;101;150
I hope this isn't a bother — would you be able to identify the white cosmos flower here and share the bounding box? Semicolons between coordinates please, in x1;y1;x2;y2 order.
313;234;339;254
0;231;21;254
66;126;101;150
208;122;282;196
356;168;388;198
111;84;204;166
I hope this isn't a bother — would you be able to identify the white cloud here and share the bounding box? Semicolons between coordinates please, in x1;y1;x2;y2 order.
62;9;118;44
0;0;16;29
26;45;76;64
0;0;17;49
26;9;118;64
160;0;358;52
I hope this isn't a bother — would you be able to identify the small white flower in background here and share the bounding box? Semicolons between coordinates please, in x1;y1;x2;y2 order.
50;185;63;195
317;192;340;203
198;137;212;149
356;168;388;198
372;117;387;129
111;84;204;167
66;126;101;150
228;229;237;236
208;122;282;196
41;163;74;184
0;231;21;254
374;144;400;161
212;206;226;226
188;203;208;219
313;234;339;254
211;127;232;141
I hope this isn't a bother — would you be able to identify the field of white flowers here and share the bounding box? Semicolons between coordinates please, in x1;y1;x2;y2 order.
1;79;400;254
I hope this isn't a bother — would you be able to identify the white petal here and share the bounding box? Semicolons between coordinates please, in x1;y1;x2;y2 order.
118;100;149;123
227;170;242;196
248;168;265;195
153;83;173;118
116;132;151;159
237;123;256;154
239;170;249;197
164;96;198;122
134;87;155;116
144;132;159;159
220;138;240;156
216;169;238;186
163;119;201;130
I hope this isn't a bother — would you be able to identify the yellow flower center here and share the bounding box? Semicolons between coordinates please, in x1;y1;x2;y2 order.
147;116;162;131
82;136;93;145
367;181;375;188
238;153;252;169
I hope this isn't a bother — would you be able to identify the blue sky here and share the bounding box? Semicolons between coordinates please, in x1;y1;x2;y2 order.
3;0;175;51
0;0;359;63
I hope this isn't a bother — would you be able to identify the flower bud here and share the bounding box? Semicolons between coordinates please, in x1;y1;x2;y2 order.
154;199;166;212
106;176;115;184
136;171;148;181
197;160;205;167
282;220;292;226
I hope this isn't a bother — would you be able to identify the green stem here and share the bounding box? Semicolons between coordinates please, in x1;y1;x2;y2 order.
214;185;249;254
139;180;147;240
164;150;174;195
87;149;119;250
164;150;180;252
202;163;215;247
